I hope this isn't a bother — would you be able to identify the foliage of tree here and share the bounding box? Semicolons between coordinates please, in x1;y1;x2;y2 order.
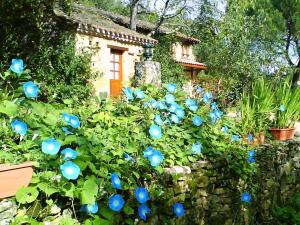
0;0;95;104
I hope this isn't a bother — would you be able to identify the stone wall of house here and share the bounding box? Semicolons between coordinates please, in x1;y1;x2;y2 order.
139;139;300;225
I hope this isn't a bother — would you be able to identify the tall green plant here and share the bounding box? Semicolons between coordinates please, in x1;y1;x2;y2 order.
240;77;274;134
273;76;300;128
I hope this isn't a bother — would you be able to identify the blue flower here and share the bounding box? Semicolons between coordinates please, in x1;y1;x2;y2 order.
147;99;158;108
279;104;285;112
62;127;73;135
232;135;240;142
62;113;80;129
80;202;98;214
247;157;255;163
164;118;171;125
241;192;251;203
154;115;163;126
61;148;78;160
203;92;213;104
221;126;229;134
195;86;204;94
171;114;180;124
211;102;218;110
149;124;162;139
166;84;177;93
60;161;80;180
69;115;80;129
168;103;178;113
124;153;135;162
185;98;196;107
23;81;39;98
148;150;164;167
111;173;122;190
175;108;185;118
10;59;24;75
157;101;166;110
165;94;175;104
135;187;150;204
11;120;28;135
192;116;203;126
109;194;125;212
173;203;185;217
209;111;218;123
123;87;134;100
249;149;255;157
144;147;155;158
135;89;145;99
138;204;151;221
214;109;223;118
189;105;198;112
192;142;203;154
41;138;61;155
248;133;254;143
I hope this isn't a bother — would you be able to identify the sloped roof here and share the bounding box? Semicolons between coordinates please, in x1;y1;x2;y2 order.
54;4;157;46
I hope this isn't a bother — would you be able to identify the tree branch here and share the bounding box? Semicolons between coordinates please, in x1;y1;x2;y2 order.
285;20;295;66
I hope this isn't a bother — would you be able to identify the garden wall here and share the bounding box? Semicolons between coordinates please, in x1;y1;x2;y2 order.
140;139;300;225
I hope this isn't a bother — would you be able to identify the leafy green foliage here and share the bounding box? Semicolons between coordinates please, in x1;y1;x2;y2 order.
0;65;255;224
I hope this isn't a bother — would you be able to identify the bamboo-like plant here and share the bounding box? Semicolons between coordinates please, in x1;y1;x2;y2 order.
240;77;274;134
273;77;300;128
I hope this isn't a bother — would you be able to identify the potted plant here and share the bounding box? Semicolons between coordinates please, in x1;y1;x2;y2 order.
0;162;34;198
240;78;274;145
269;77;300;141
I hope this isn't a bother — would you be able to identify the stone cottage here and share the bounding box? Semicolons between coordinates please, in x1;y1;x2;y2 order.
54;4;206;98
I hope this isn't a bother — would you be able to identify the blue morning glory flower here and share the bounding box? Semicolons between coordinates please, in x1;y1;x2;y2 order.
154;115;163;126
232;135;240;142
248;133;254;143
41;138;61;155
135;89;145;99
10;59;24;75
62;113;80;129
195;86;204;94
23;81;39;98
249;149;255;157
62;113;71;123
241;192;251;203
148;150;164;167
168;103;178;113
185;98;196;107
214;109;223;118
111;173;122;190
279;104;285;112
62;127;73;135
171;114;180;124
157;101;166;110
11;120;28;135
192;116;203;126
148;99;158;108
173;203;185;217
189;105;198;112
124;153;135;162
221;126;229;134
61;148;78;160
209;111;218;124
164;118;171;125
203;92;213;104
166;83;177;93
175;108;185;118
60;161;80;180
247;157;255;163
69;115;80;129
211;102;218;110
149;124;162;139
138;204;151;221
109;194;125;212
144;147;155;158
135;187;150;204
80;202;98;214
192;142;203;154
165;94;175;104
123;87;134;100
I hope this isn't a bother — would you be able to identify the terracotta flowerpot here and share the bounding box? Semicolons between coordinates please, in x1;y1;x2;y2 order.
269;128;295;141
0;162;33;199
